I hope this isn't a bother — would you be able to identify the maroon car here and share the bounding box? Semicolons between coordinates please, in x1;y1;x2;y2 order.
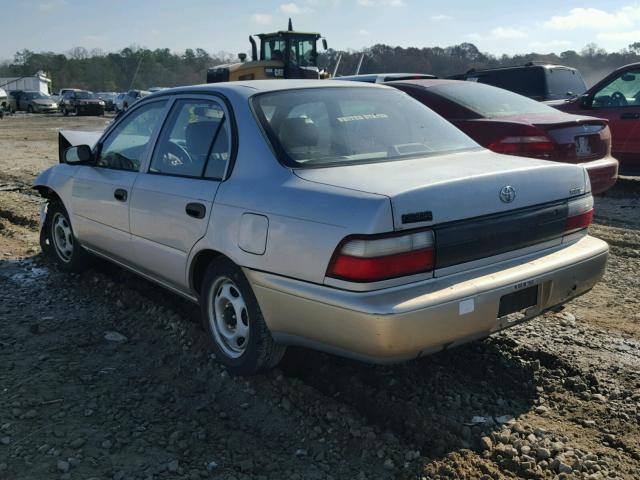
550;62;640;175
387;79;619;194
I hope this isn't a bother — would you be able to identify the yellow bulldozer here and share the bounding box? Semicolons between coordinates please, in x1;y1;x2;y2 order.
207;19;328;83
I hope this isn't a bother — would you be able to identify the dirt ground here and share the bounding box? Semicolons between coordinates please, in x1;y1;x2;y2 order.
0;112;639;480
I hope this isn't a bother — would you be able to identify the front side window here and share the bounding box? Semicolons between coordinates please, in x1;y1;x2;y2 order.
150;99;230;179
593;70;640;108
96;100;167;171
253;87;479;168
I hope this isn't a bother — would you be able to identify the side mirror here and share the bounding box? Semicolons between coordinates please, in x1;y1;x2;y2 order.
580;94;593;109
64;144;93;164
322;38;328;50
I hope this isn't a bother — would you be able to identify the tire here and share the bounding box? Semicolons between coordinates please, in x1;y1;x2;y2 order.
27;105;33;113
200;257;286;375
41;201;90;273
63;107;69;116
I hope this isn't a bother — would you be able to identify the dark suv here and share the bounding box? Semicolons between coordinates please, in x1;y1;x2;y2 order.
450;63;587;101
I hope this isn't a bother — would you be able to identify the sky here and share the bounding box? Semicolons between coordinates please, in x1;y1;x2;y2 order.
2;0;640;61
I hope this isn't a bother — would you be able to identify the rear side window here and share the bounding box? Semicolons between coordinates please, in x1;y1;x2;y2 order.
546;68;586;99
474;68;546;99
252;87;479;168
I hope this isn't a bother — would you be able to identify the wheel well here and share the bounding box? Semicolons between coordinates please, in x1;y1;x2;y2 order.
190;249;224;293
34;186;62;203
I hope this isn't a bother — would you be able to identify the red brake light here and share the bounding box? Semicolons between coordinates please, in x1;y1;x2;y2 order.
327;230;435;282
565;196;593;234
487;135;555;158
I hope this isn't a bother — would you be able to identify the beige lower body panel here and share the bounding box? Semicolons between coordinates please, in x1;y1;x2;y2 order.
245;236;609;363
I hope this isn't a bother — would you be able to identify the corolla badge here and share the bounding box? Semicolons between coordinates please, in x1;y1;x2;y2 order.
499;185;516;203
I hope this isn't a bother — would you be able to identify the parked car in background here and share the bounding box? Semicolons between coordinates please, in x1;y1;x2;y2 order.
387;79;618;194
17;90;59;113
52;88;81;103
122;89;150;110
114;93;126;113
97;92;118;111
551;62;640;175
450;63;587;102
35;80;608;375
0;88;16;113
60;90;105;116
335;73;436;83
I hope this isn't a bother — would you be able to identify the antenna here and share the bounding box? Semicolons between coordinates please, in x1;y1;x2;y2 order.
332;53;342;77
355;52;365;75
288;18;293;31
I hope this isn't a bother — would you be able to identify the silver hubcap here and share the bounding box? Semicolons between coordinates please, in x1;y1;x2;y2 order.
208;277;250;358
51;212;73;262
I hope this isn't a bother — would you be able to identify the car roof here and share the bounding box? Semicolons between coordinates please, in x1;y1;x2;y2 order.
385;78;466;89
465;63;577;75
147;79;388;99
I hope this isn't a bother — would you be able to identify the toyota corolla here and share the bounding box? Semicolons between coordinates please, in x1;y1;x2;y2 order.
34;81;608;375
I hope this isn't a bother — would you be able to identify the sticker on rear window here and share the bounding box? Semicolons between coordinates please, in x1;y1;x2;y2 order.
336;113;389;123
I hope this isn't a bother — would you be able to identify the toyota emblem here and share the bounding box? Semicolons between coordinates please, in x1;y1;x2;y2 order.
499;185;516;203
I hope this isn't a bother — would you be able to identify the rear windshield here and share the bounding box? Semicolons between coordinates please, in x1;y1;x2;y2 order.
252;87;479;168
470;68;546;99
546;68;586;99
430;82;558;118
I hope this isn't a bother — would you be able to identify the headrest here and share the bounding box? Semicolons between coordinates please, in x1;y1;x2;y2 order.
279;117;319;149
185;121;219;156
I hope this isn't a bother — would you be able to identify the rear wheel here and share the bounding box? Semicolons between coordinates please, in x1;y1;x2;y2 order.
200;257;286;375
41;202;90;272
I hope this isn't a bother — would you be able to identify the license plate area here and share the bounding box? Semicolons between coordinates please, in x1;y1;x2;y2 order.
575;135;597;158
498;285;539;318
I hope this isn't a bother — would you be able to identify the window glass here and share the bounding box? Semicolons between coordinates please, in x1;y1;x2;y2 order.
476;69;546;99
96;100;167;171
289;38;315;66
593;70;640;108
430;82;557;118
150;99;230;178
253;87;478;168
263;38;286;61
546;68;586;98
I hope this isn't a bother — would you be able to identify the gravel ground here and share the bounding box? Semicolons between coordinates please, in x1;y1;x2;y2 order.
0;112;639;479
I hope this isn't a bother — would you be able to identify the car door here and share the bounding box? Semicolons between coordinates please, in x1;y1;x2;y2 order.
129;96;233;289
70;99;169;262
587;67;640;170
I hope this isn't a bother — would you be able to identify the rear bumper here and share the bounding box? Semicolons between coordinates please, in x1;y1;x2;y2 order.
581;157;618;194
247;235;608;363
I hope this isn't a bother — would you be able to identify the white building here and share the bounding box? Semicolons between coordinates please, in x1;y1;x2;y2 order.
0;71;52;94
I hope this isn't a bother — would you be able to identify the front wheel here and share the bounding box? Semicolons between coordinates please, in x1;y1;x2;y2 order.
41;202;90;272
200;257;286;375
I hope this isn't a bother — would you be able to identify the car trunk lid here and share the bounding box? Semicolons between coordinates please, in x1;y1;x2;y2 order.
293;148;587;231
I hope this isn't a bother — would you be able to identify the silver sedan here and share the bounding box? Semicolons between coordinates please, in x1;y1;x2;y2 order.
34;80;608;375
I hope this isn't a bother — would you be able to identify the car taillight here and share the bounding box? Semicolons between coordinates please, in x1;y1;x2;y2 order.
566;196;593;233
327;230;435;282
487;135;555;158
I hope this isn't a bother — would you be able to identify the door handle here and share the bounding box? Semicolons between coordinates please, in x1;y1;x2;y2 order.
620;112;640;120
185;202;206;219
114;188;128;202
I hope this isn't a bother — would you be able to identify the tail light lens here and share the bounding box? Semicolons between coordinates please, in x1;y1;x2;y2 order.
488;135;555;158
566;196;593;233
327;230;435;282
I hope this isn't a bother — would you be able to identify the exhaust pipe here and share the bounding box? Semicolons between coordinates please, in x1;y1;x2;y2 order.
249;36;258;61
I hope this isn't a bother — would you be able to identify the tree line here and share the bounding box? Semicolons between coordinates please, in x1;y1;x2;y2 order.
2;42;640;93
